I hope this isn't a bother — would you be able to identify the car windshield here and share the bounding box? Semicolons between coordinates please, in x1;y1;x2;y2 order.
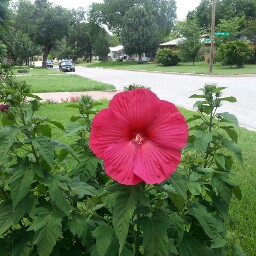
61;61;72;66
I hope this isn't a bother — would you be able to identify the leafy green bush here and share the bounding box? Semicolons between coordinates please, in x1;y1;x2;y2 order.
0;68;244;255
156;48;180;66
217;40;253;67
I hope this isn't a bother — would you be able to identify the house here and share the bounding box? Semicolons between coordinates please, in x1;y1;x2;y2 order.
159;38;185;50
108;45;151;62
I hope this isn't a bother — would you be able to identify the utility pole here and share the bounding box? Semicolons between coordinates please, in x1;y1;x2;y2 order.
209;0;216;74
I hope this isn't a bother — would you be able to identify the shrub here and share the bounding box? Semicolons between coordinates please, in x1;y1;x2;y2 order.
156;48;180;66
0;67;244;255
217;40;253;67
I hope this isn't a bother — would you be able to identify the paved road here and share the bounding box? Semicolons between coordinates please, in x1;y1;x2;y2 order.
75;66;256;130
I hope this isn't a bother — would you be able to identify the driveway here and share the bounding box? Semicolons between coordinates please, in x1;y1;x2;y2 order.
75;66;256;130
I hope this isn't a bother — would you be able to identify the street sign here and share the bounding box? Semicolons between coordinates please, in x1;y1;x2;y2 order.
215;32;230;36
204;38;212;43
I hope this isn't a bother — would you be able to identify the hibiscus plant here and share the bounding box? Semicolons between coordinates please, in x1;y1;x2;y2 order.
0;68;244;256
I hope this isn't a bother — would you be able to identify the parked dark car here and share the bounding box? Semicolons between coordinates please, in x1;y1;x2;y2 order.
59;61;75;72
46;60;53;68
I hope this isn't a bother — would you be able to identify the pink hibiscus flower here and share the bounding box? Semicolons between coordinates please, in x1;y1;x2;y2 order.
89;89;188;185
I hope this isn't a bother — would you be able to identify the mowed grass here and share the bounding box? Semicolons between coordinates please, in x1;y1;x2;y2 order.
80;60;256;75
35;102;255;255
15;67;115;93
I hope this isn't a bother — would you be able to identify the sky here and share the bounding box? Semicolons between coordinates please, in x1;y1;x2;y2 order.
48;0;201;21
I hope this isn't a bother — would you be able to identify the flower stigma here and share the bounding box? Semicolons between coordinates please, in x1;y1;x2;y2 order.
134;133;145;145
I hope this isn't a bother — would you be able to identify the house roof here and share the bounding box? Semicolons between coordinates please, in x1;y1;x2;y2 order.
159;38;184;46
109;45;124;52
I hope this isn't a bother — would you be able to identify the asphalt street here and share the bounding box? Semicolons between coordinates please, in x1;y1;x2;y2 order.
74;66;256;130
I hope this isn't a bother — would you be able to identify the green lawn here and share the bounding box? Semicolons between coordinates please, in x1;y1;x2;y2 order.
79;60;256;75
15;67;115;93
36;101;255;255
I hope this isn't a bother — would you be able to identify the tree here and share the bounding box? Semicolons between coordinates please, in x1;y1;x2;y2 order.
0;0;10;28
217;40;253;67
121;6;159;63
178;20;203;65
11;30;39;65
187;0;256;30
241;18;256;44
89;0;176;39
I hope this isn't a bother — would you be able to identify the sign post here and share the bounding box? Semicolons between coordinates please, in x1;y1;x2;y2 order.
209;0;216;74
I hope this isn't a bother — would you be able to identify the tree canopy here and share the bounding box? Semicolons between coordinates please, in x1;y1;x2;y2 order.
121;6;159;63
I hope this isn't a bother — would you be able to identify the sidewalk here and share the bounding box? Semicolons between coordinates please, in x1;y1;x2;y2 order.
35;90;119;103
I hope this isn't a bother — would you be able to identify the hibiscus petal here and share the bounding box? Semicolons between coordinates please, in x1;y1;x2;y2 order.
104;142;143;185
109;89;159;130
134;141;181;184
89;108;132;159
146;100;188;150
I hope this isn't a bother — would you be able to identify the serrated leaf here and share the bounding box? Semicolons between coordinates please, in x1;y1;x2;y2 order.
65;122;86;136
188;203;225;240
36;125;52;137
8;163;34;208
179;233;213;256
113;186;139;254
194;131;213;154
28;210;63;256
31;138;54;168
212;173;234;204
0;126;19;162
70;178;97;198
93;224;115;256
69;214;91;247
212;195;230;221
168;213;184;245
170;172;187;200
0;202;13;235
46;175;73;216
220;96;237;103
12;231;34;256
140;210;169;256
219;112;238;126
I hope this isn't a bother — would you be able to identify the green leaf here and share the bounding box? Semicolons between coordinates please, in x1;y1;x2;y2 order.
112;185;139;254
222;139;242;162
28;209;63;256
0;126;19;162
212;173;234;204
233;186;242;200
36;125;52;137
31;138;54;168
8;163;34;208
65;122;86;136
93;224;115;256
212;195;230;221
12;231;34;256
179;233;214;256
140;210;169;256
24;93;42;100
68;214;91;247
188;181;201;195
189;94;206;98
46;175;73;216
220;96;237;103
231;244;246;256
188;203;225;241
221;126;238;143
218;112;238;126
45;120;65;131
70;178;97;198
168;213;184;244
169;172;188;200
194;131;213;154
65;103;80;108
0;202;13;235
214;154;226;170
212;87;226;93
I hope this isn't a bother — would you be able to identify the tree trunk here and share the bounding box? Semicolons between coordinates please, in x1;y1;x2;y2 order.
42;45;52;68
138;53;143;64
